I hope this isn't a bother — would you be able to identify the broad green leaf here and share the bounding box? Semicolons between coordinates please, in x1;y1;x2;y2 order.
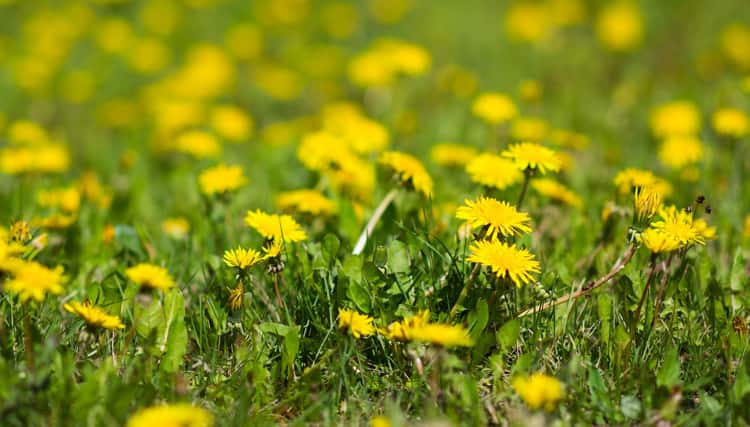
468;299;489;340
387;240;410;274
656;347;681;388
158;290;188;373
497;319;520;351
347;281;371;313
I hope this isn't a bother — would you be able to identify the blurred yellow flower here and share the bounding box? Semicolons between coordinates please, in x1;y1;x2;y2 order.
531;178;583;208
465;153;523;190
430;143;478;167
0;143;71;175
338;308;375;338
511;116;548;142
127;38;171;74
37;186;81;213
505;2;551;43
210;105;253;142
224;24;263;61
7;120;48;145
198;164;246;196
64;301;125;330
712;107;749;139
408;323;473;347
176;130;222;159
245;209;307;243
254;63;303;101
379;310;430;341
126;404;213;427
378;151;433;197
650;100;702;138
162;217;190;239
276;189;337;216
456;196;532;239
512;373;564;411
94;17;133;54
596;1;643;52
613;168;673;197
658;136;704;170
125;263;175;291
502;142;561;174
721;23;750;70
640;228;680;253
467;240;540;287
471;92;518;125
3;259;65;302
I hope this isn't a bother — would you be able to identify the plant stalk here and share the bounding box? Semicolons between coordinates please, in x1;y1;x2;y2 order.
352;188;398;255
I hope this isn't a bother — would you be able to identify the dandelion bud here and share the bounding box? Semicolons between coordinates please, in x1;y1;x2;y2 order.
633;186;661;225
696;195;705;204
705;205;712;214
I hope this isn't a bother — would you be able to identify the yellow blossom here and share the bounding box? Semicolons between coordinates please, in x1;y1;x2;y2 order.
633;186;662;224
3;260;65;302
471;92;518;125
228;283;244;310
378;151;433;197
223;247;264;269
244;209;307;243
338;308;375;338
175;130;222;159
595;1;643;52
505;2;551;43
712;107;749;139
162;217;190;239
501;142;561;174
275;189;337;216
613;168;673;196
125;263;175;291
650;100;702;138
430;143;478;167
210;105;253;142
466;240;540;287
408;323;473;347
512;373;565;411
198;164;246;196
36;186;81;213
658;136;704;170
456;197;532;239
531;178;583;208
64;301;125;330
465;154;523;190
510;116;548;142
721;23;750;70
379;310;430;341
126;403;213;427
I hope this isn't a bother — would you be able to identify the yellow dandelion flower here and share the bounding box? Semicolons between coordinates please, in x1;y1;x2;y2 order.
471;92;518;125
0;240;25;264
3;260;65;302
125;263;175;291
658;136;704;170
223;247;264;269
650;206;704;249
613;168;673;196
466;240;540;287
33;213;78;230
198;164;247;196
378;151;433;197
504;2;551;43
633;186;662;224
162;217;190;239
10;220;32;243
430;143;478;167
510;116;548;142
456;197;532;239
0;143;71;175
370;415;392;427
379;310;430;341
512;373;565;411
321;106;390;155
408;323;473;347
262;240;283;258
530;178;583;208
501;142;561;174
228;283;244;310
595;1;643;52
465;154;523;190
8;120;48;145
275;190;337;216
175;130;222;159
712;107;749;139
650;100;702;138
36;186;81;213
640;228;681;253
338;308;375;338
692;218;717;241
244;209;307;243
126;403;213;427
721;23;750;70
210;105;254;142
64;301;125;330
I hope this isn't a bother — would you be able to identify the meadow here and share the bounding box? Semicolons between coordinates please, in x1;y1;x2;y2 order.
1;0;750;425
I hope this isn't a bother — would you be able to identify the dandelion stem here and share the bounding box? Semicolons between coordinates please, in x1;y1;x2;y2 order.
632;255;658;330
651;252;675;329
272;273;284;308
449;263;481;319
23;303;34;370
352;188;398;255
517;168;532;209
517;242;638;317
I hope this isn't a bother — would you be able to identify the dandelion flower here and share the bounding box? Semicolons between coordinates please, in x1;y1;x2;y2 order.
223;247;264;269
650;100;702;138
408;323;473;347
712;107;749;139
633;186;662;224
198;164;246;196
64;301;125;330
244;209;307;243
456;197;531;239
530;179;583;208
640;228;681;253
471;92;518;125
275;189;336;216
162;217;190;239
228;283;244;310
658;136;703;170
125;263;175;291
430;143;477;167
721;23;750;70
465;154;523;190
613;168;673;196
512;373;565;411
3;260;65;302
378;151;433;197
379;310;430;341
595;1;643;52
467;240;540;287
338;308;375;338
210;105;253;142
126;403;213;427
502;142;561;174
510;116;548;142
650;206;704;249
692;218;717;241
175;130;222;159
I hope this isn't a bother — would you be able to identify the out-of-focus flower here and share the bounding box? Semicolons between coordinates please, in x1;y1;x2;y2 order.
162;217;190;239
0;143;71;175
595;1;643;52
721;24;750;70
37;186;81;213
254;63;303;101
471;92;518;125
531;178;583;208
379;310;430;341
126;404;213;427
125;263;175;291
502;142;561;174
430;143;478;167
224;24;263;61
3;260;66;302
321;2;358;39
511;116;548;142
658;136;704;170
549;129;589;150
338;308;375;338
512;373;565;411
408;323;473;347
614;168;673;197
650;100;702;138
712;107;749;139
378;151;433;197
198;164;246;196
245;210;307;243
210;105;253;142
176;130;222;159
466;240;540;287
64;301;125;330
465;153;523;190
518;79;543;103
505;2;552;43
348;39;431;87
276;190;337;216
